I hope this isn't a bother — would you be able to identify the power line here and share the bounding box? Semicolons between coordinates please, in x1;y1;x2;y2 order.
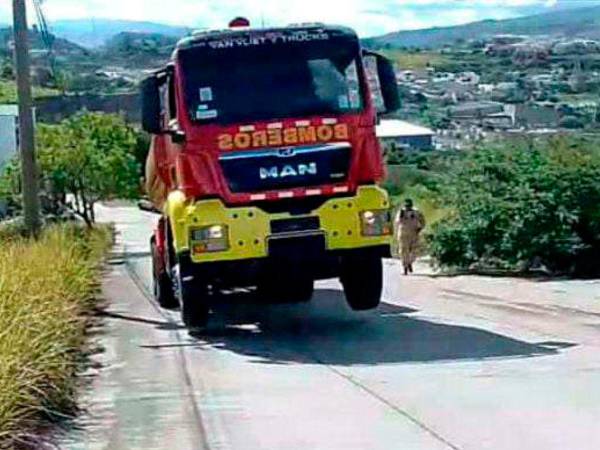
32;0;57;79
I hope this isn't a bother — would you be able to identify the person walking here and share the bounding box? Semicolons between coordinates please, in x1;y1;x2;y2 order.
395;199;426;275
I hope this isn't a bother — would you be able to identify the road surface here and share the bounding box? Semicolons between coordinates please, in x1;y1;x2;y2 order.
59;203;600;450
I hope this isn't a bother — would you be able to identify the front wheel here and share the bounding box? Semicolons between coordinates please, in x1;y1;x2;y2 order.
174;261;210;329
151;239;178;310
340;253;383;311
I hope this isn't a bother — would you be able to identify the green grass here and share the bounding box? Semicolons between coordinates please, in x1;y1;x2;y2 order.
0;80;60;104
385;164;449;231
381;50;449;70
391;188;448;231
388;183;449;259
0;224;112;447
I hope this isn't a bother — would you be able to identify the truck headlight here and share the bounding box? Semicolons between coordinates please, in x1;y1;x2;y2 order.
360;210;393;237
190;225;229;253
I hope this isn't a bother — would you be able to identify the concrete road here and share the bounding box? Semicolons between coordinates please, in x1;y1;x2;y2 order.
59;204;600;450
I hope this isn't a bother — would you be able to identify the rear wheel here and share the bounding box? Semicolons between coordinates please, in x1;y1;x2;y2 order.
151;239;178;310
175;259;210;329
340;253;383;311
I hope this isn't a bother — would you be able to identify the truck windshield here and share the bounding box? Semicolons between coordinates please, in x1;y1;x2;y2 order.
180;32;363;124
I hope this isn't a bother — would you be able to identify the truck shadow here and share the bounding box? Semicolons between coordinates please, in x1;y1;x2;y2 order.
187;289;573;366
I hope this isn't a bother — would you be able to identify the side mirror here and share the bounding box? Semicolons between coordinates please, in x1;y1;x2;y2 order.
376;55;401;113
138;198;161;214
363;51;401;114
141;76;162;134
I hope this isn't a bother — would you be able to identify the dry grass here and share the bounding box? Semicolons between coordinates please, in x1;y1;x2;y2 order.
381;50;449;70
0;224;112;448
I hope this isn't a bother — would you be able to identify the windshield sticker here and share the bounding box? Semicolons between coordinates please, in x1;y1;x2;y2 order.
197;104;209;111
196;109;218;120
349;91;361;109
338;95;350;109
205;31;330;50
199;87;213;102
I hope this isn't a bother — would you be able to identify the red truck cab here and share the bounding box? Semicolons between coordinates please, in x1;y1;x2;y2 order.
142;23;400;328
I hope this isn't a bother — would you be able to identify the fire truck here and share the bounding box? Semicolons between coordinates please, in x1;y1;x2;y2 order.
142;19;400;328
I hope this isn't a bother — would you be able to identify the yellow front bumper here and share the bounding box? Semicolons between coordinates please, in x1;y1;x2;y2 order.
166;185;392;264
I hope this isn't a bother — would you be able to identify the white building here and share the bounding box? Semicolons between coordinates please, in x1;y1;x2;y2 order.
0;105;19;168
376;119;435;151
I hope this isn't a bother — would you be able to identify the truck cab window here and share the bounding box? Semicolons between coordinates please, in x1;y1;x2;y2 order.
180;36;364;125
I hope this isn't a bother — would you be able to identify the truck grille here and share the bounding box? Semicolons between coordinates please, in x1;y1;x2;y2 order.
219;143;351;194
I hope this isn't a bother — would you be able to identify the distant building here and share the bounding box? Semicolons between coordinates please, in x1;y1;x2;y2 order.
490;35;527;46
514;104;560;129
569;60;588;93
485;44;517;57
0;105;19;168
512;43;550;65
553;40;600;56
449;101;504;119
398;70;416;82
456;72;481;85
483;112;514;130
376;120;434;151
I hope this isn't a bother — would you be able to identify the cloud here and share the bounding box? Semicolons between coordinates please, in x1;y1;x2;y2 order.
0;0;596;36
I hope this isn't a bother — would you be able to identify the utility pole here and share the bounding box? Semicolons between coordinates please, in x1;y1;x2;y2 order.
12;0;41;235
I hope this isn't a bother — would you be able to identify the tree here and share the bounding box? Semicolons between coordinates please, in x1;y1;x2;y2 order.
0;160;22;216
427;137;600;277
37;112;141;227
0;59;14;80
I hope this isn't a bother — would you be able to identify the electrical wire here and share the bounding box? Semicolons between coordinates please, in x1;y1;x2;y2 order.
32;0;57;80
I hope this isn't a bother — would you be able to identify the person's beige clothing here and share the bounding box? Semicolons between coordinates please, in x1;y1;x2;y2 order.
395;207;426;269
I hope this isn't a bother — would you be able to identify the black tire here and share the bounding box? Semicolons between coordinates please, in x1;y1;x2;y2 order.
291;278;315;303
257;276;314;303
151;239;178;310
340;253;383;311
175;260;210;329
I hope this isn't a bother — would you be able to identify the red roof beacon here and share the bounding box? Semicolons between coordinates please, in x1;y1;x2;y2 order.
229;17;251;28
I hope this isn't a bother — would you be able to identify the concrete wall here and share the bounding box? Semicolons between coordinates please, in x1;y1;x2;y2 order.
35;92;141;124
381;134;433;151
514;104;560;128
0;114;17;167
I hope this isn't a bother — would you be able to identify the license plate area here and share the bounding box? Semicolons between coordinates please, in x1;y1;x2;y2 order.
270;216;320;234
267;233;326;260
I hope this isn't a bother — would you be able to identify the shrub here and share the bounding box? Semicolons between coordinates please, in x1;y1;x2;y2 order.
0;80;59;104
559;115;585;129
0;161;21;214
0;224;112;447
427;137;600;276
384;165;432;197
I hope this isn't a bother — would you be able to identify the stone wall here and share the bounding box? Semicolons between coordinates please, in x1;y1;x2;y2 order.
35;92;141;124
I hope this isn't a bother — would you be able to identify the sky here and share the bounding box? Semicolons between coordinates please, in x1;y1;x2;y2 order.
1;0;600;37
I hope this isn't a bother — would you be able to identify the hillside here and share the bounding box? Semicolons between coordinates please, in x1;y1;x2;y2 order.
367;5;600;49
105;32;178;53
99;32;179;68
51;19;189;48
0;27;89;58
